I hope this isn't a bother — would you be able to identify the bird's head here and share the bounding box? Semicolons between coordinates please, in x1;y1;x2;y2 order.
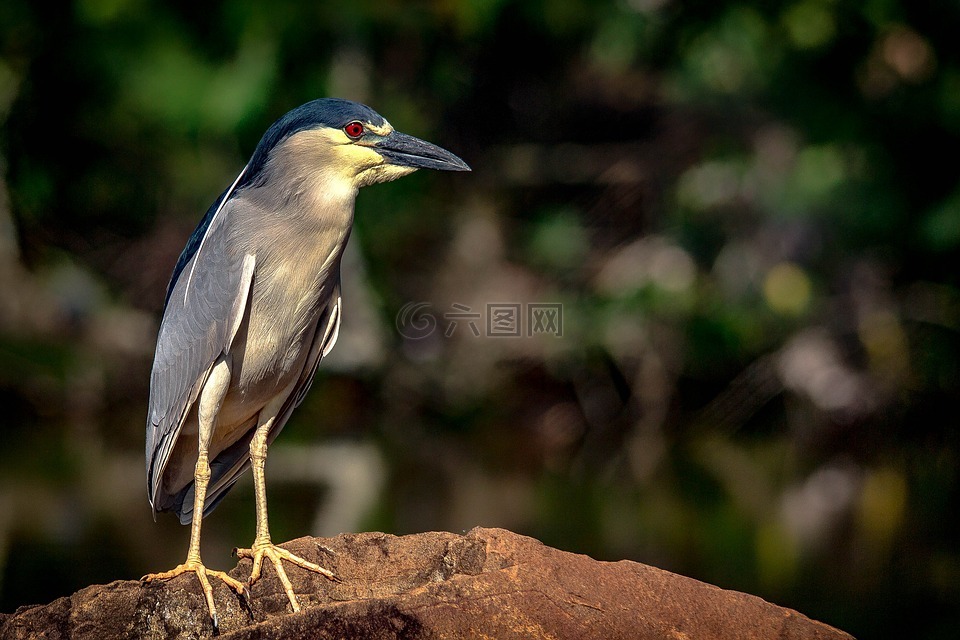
246;98;470;193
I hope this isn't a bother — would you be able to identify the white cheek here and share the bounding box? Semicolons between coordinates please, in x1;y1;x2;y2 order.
356;163;417;187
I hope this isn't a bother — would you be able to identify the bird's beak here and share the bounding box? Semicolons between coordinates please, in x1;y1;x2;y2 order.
372;131;471;172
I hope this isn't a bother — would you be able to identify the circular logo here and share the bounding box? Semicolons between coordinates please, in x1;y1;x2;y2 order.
395;302;437;340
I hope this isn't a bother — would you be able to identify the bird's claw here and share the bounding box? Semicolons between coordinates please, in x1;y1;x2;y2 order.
235;542;337;612
142;561;246;629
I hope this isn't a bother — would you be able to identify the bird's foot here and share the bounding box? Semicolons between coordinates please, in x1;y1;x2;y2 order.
234;541;337;612
141;561;247;632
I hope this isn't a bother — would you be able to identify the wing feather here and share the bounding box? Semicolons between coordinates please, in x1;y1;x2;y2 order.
145;172;255;513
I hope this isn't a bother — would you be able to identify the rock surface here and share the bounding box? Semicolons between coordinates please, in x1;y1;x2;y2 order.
0;527;853;639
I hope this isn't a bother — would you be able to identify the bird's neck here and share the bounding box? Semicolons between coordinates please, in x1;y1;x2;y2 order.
229;167;355;281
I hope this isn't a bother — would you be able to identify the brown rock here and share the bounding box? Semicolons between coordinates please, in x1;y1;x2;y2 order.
0;527;853;639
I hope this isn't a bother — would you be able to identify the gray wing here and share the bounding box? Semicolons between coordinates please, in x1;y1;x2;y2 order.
175;285;343;523
146;191;256;513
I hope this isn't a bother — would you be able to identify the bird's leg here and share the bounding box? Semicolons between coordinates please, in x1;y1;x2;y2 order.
142;358;245;630
235;412;336;613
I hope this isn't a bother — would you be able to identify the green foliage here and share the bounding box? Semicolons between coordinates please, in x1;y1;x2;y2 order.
1;1;958;637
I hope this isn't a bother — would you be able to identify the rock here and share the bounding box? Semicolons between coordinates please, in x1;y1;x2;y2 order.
0;527;853;639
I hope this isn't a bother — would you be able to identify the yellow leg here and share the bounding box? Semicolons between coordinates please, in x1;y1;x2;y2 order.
235;416;336;613
142;358;244;630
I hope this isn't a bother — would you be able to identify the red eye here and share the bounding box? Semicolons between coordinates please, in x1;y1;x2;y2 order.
344;121;364;139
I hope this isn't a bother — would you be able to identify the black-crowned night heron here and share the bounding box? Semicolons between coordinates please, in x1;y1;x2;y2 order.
142;98;469;628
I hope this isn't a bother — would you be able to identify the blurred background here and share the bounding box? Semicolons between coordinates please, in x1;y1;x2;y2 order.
1;0;958;637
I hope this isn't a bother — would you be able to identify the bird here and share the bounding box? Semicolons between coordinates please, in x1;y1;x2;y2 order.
141;98;469;628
